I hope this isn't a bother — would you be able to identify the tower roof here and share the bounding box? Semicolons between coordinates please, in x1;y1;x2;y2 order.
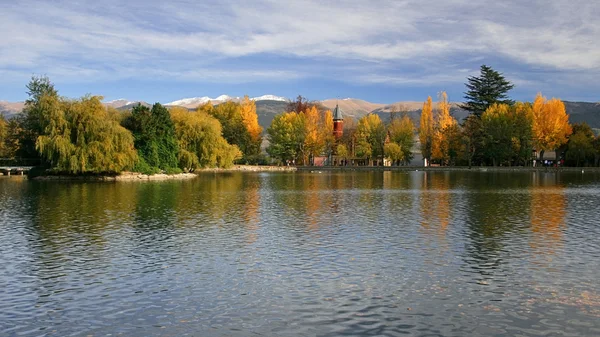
333;104;343;121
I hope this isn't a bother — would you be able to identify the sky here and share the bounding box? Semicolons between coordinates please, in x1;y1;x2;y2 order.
1;0;599;104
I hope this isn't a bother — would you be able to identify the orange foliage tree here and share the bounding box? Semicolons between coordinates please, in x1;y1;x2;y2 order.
432;92;458;165
531;93;572;161
240;96;263;159
419;96;434;165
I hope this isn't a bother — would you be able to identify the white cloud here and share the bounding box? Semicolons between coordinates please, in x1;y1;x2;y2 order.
0;0;599;90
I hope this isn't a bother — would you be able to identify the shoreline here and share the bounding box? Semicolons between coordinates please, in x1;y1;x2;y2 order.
27;165;297;181
197;165;297;172
31;172;198;182
294;166;600;173
22;165;600;181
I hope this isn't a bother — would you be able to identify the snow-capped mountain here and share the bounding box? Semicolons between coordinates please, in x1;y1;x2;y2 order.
105;99;135;108
251;95;288;102
165;94;288;108
166;96;213;106
165;95;242;107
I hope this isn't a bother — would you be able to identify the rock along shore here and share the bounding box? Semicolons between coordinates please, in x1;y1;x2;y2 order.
29;165;297;181
31;172;198;182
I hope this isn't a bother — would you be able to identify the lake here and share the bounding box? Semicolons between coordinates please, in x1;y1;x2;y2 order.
1;171;600;336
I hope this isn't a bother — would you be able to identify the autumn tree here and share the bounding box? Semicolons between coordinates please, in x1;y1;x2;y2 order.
432;92;459;165
209;99;264;163
566;123;595;167
510;102;534;165
355;114;385;163
389;103;410;121
286;95;325;114
36;96;138;173
170;106;241;169
336;144;349;163
531;93;572;161
209;102;246;150
303;105;322;162
0;116;9;162
481;104;514;166
339;117;358;157
2;119;24;161
321;109;335;156
239;96;263;161
387;115;415;164
481;103;533;166
384;142;403;165
267;112;306;164
419;96;434;166
462;65;515;117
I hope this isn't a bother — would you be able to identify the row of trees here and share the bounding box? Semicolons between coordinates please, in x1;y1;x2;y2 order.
265;96;416;166
0;76;264;174
265;65;598;168
266;104;335;164
418;65;593;167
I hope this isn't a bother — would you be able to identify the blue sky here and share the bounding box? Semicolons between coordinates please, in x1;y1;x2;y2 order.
1;0;599;104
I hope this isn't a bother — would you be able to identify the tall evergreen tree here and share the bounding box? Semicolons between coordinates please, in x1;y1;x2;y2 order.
17;75;59;161
122;103;179;171
462;65;515;117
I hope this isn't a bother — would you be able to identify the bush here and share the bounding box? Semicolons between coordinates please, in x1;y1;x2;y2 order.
164;167;183;175
133;158;161;175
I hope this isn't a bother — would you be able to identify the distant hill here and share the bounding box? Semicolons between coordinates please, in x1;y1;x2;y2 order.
115;101;151;111
2;97;599;133
0;101;25;118
370;101;470;124
321;98;385;118
564;101;600;128
255;100;288;130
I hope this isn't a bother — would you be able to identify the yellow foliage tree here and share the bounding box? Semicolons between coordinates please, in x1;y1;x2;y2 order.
267;111;306;164
387;115;415;164
419;96;434;165
303;105;321;161
321;109;335;155
531;93;572;161
0;116;6;158
432;92;458;164
170;106;241;169
240;95;263;145
240;95;263;155
355;114;385;161
36;95;138;173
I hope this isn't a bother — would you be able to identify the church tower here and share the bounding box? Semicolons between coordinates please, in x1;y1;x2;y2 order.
333;104;343;139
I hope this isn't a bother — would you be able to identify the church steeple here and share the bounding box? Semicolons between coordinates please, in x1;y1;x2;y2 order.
332;104;343;139
333;103;343;121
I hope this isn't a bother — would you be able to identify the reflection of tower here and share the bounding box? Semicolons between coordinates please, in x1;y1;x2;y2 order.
333;104;344;139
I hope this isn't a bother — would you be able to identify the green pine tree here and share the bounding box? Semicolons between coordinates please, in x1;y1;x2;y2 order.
462;65;515;117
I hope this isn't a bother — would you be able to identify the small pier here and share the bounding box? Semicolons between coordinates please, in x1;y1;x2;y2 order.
0;166;34;176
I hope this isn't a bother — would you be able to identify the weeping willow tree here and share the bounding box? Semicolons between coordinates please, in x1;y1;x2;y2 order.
35;95;138;174
170;107;241;170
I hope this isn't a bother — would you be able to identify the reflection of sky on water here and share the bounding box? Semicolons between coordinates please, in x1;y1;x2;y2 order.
1;171;599;336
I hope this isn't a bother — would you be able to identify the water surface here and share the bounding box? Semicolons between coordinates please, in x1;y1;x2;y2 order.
1;171;600;336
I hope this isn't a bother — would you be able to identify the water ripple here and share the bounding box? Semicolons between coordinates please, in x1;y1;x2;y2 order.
1;172;600;336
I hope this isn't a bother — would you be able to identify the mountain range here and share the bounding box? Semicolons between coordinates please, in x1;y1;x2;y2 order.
2;96;599;130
